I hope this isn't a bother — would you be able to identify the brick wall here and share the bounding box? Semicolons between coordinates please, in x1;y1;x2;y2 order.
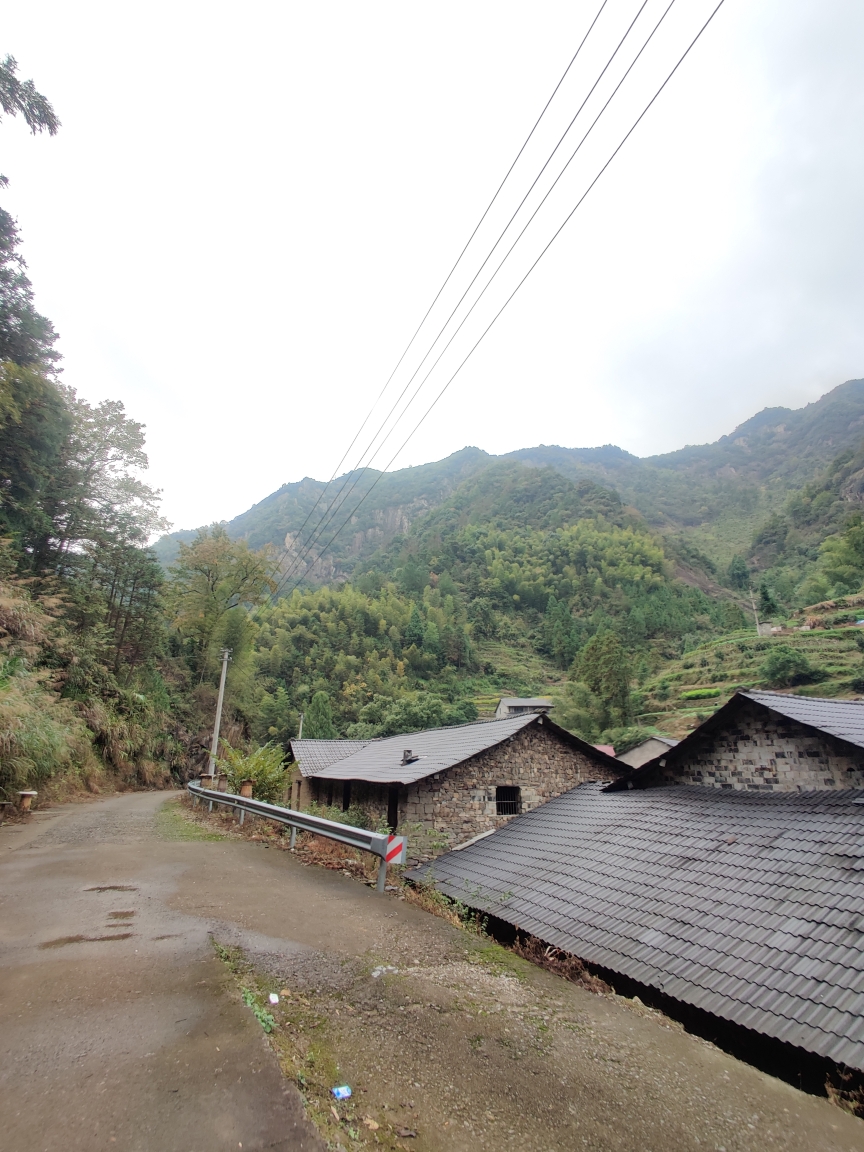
653;699;864;791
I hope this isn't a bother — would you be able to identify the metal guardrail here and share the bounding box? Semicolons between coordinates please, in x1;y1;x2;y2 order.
186;781;404;892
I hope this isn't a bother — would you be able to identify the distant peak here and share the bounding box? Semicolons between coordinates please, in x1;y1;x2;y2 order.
718;406;794;443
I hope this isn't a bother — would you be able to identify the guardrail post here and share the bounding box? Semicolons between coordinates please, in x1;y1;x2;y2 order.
289;826;297;849
239;809;245;825
376;856;387;893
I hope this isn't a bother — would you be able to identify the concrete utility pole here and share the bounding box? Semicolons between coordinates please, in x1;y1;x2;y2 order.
208;648;232;775
298;712;304;739
749;588;760;634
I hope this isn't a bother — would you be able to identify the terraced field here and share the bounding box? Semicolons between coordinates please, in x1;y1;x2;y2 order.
638;627;864;739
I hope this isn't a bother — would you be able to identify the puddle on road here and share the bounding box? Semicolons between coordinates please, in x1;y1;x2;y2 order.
85;885;138;892
40;933;136;948
107;910;136;919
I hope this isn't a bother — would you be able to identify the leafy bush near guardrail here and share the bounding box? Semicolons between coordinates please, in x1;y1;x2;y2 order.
217;741;287;804
301;800;386;832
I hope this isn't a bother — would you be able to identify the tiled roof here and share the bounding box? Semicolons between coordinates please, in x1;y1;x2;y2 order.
291;739;371;777
741;690;864;750
410;783;864;1070
291;715;621;785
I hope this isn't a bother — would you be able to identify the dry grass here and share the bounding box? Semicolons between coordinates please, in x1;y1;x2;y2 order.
511;935;611;994
400;879;465;926
825;1066;864;1118
177;796;384;883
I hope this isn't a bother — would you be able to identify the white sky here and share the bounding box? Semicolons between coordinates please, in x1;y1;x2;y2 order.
3;0;863;531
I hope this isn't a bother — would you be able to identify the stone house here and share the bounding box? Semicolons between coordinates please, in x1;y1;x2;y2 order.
414;689;864;1077
610;689;864;792
494;697;552;719
615;735;678;769
289;713;624;844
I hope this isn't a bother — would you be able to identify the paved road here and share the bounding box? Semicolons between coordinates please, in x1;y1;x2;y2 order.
2;792;863;1152
0;792;321;1152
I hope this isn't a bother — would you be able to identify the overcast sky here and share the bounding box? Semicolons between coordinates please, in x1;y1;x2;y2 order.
3;0;863;531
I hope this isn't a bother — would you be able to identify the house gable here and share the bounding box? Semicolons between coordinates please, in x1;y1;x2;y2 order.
406;718;623;840
299;717;624;845
631;695;864;792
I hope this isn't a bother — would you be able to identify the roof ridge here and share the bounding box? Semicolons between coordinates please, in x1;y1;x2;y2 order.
744;689;864;707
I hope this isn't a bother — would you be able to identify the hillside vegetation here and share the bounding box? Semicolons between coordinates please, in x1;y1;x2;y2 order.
6;67;864;795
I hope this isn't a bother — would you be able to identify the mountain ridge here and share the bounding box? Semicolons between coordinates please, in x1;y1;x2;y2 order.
155;378;864;575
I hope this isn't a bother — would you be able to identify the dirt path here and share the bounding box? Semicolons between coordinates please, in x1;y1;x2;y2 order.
1;792;863;1152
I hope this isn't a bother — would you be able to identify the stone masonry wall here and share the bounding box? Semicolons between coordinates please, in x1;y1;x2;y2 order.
296;775;391;820
654;699;864;791
403;720;619;844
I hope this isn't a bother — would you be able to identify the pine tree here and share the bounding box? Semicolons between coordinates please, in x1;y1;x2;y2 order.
404;605;425;648
304;690;336;738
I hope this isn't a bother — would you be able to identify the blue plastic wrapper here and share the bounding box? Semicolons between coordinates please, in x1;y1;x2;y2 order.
331;1085;352;1100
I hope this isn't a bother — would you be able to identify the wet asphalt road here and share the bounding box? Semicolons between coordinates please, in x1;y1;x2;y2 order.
0;792;321;1152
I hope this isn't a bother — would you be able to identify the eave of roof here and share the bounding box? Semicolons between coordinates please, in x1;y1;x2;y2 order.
296;714;624;785
289;738;372;777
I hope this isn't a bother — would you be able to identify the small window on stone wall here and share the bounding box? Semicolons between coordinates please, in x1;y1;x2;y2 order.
496;786;521;815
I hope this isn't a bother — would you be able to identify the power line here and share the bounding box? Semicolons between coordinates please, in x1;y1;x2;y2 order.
272;0;677;595
276;0;729;602
264;0;612;587
272;0;661;595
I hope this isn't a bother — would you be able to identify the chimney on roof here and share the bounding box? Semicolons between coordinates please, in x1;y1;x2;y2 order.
401;749;418;765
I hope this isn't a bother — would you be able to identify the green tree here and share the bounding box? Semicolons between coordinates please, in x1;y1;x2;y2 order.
404;604;424;647
168;525;276;674
820;514;864;593
758;580;780;619
50;394;168;557
256;685;297;746
0;362;70;552
0;55;59;142
760;644;822;688
304;690;336;738
727;554;749;589
217;740;286;804
0;56;60;365
577;632;632;725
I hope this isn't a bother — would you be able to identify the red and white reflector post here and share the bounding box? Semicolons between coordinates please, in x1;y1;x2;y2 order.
386;835;407;865
376;835;407;892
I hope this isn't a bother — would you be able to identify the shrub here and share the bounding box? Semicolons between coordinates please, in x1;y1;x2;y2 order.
759;645;824;688
681;688;721;700
301;800;380;831
217;741;287;804
599;726;663;755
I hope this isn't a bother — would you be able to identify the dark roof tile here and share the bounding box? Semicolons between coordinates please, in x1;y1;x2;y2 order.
291;715;619;784
410;782;864;1070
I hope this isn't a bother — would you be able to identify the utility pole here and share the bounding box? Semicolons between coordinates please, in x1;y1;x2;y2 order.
298;712;304;739
208;648;232;775
749;588;761;635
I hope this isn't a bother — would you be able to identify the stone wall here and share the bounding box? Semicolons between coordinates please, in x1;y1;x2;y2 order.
403;720;618;845
651;699;864;791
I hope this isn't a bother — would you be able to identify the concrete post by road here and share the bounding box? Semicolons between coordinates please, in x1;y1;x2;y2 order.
208;648;232;776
